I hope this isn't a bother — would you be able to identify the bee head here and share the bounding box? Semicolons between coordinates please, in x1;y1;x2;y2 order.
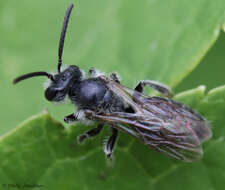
13;4;79;103
44;65;82;102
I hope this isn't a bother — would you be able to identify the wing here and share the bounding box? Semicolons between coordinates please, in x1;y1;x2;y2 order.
86;78;212;162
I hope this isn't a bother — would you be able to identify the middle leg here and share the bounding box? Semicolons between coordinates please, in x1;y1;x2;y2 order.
77;123;104;143
104;128;118;158
110;72;120;83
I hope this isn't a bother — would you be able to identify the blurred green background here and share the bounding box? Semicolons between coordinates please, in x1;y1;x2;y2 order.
0;0;224;136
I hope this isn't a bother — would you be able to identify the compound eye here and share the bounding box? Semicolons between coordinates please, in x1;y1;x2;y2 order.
45;87;57;101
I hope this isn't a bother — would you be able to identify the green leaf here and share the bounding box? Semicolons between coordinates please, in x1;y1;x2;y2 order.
0;85;225;190
0;0;224;135
175;32;225;92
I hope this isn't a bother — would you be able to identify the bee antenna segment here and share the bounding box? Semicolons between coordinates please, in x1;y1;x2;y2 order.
13;72;54;84
58;3;74;73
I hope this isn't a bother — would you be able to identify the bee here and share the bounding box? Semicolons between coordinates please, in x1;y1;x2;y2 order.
13;4;212;162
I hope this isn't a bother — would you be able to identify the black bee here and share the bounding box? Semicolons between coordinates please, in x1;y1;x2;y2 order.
13;4;212;162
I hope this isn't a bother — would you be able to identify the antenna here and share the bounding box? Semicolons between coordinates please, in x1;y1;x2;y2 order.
13;72;54;84
58;3;74;73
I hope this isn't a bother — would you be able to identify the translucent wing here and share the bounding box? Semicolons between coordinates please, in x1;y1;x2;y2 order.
86;78;212;162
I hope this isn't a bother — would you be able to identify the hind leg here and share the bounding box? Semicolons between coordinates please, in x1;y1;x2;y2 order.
135;80;173;97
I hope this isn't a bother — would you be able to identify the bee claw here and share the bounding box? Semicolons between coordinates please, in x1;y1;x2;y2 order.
106;153;112;159
77;134;89;144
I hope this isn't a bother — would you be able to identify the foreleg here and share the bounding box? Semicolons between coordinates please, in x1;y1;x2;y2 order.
64;113;78;123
